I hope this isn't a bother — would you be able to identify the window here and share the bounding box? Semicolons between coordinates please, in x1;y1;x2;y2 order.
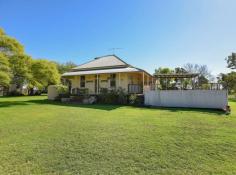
80;76;85;88
110;74;116;88
128;75;134;84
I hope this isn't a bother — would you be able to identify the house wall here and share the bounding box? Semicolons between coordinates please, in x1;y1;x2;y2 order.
85;75;95;94
69;72;148;94
99;74;110;89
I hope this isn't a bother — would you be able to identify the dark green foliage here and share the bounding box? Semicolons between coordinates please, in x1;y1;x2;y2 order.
226;52;236;69
198;75;209;86
55;85;70;100
98;87;128;104
129;94;144;106
7;90;24;96
154;67;173;89
218;72;236;94
174;67;188;74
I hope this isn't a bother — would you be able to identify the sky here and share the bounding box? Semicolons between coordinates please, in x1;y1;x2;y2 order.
0;0;235;76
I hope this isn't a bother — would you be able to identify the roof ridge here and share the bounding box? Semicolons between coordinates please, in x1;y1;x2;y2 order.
94;54;115;60
72;55;129;70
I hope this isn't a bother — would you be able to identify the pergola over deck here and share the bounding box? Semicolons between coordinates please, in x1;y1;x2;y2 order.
154;73;200;90
155;73;199;79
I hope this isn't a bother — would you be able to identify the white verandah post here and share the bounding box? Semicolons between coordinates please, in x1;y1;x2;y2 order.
118;73;120;88
97;74;99;94
142;72;144;93
152;77;154;90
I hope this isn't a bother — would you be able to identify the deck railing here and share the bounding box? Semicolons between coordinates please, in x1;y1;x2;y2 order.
128;84;142;94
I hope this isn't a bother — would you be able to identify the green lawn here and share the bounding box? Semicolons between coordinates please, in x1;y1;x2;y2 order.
0;96;236;175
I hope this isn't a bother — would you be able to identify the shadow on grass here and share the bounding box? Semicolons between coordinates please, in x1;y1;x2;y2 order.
0;99;121;111
143;106;226;115
0;97;227;115
0;101;30;107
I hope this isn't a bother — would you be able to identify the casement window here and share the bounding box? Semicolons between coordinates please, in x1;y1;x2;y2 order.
80;76;85;88
110;74;116;88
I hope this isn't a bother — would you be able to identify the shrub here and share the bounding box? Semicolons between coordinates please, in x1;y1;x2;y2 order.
7;90;24;96
98;87;127;104
129;94;144;106
56;85;68;94
54;85;69;100
116;87;128;104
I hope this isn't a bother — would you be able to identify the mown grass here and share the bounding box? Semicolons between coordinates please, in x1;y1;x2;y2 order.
0;95;236;174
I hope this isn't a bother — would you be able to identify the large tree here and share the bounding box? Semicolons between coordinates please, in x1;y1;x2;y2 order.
0;27;62;95
31;59;60;89
0;27;27;90
9;54;32;88
174;67;187;74
0;53;11;87
226;52;236;69
56;61;77;74
218;72;236;94
0;28;24;56
154;67;174;89
184;63;213;85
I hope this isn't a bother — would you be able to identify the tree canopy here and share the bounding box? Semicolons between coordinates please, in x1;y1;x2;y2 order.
0;27;61;94
0;53;11;87
56;61;77;74
226;53;236;69
31;59;60;89
218;72;236;94
154;67;174;89
0;28;24;56
218;54;236;95
184;63;213;85
9;54;33;88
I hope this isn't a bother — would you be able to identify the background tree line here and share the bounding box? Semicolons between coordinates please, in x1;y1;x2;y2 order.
218;53;236;95
0;27;76;95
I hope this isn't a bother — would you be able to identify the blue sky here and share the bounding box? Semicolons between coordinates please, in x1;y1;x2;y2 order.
0;0;235;75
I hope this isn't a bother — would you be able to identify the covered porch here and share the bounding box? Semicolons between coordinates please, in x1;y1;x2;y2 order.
63;71;154;95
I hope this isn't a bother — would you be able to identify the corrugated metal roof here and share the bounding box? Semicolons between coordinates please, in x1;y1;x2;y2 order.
62;67;141;76
72;55;127;70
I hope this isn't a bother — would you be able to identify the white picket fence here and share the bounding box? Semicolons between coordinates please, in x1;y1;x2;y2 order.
144;90;228;109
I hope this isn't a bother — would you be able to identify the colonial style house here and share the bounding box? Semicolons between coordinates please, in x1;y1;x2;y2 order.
62;55;154;94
